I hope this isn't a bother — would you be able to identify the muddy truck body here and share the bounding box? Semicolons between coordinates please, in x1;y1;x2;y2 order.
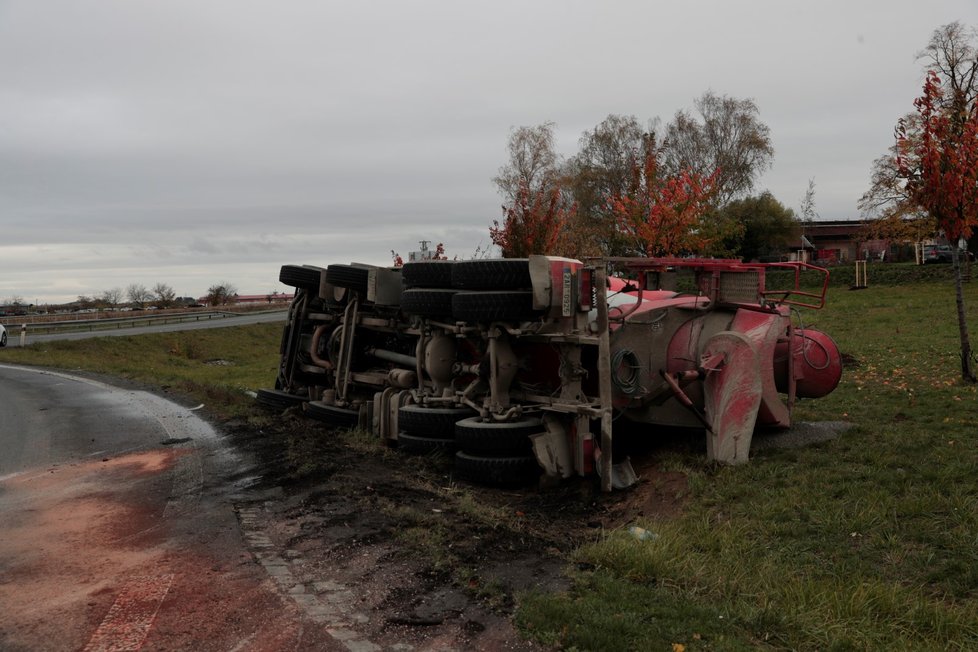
258;256;842;490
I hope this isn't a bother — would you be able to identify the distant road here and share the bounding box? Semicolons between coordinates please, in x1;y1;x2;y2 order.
3;310;286;348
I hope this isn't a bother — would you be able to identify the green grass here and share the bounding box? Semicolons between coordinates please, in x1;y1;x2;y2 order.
518;280;978;650
0;323;283;420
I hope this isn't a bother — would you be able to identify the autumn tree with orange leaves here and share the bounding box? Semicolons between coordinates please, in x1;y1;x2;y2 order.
895;25;978;381
490;182;576;257
860;22;978;247
608;134;720;257
492;99;775;259
491;123;577;257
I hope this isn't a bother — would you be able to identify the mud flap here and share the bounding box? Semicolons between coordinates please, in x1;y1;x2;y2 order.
593;451;639;490
530;415;574;479
702;331;761;464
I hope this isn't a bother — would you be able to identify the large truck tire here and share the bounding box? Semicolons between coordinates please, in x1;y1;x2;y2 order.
454;417;542;455
451;259;531;290
398;404;475;439
451;291;541;323
396;432;455;454
325;264;371;294
401;260;455;288
279;264;323;290
256;388;308;410
454;451;539;486
305;401;360;428
400;288;457;320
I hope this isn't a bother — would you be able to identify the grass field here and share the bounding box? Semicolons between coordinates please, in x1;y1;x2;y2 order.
518;278;978;651
0;323;283;420
2;273;977;649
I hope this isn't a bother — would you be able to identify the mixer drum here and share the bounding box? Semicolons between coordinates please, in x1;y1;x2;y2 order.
775;328;843;398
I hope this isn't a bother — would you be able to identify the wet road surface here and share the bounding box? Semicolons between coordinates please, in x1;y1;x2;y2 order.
0;364;342;651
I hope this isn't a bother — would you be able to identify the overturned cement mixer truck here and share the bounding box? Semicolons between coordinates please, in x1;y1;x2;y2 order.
257;256;842;490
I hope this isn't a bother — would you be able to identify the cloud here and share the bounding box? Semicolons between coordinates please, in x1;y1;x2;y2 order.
1;0;976;302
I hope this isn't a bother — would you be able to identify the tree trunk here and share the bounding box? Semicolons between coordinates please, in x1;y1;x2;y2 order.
951;246;977;382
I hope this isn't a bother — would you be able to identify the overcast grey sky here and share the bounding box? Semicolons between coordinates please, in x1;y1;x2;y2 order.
2;1;977;304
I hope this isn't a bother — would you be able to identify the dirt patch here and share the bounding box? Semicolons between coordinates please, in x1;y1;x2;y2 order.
751;420;854;451
227;408;691;649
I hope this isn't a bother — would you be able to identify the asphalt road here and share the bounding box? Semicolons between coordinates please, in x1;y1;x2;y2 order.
0;365;216;479
1;310;286;348
0;365;341;651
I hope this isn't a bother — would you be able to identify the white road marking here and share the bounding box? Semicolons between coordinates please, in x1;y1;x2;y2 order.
83;574;175;652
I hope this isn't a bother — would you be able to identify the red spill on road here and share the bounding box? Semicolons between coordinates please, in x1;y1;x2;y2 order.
83;574;174;652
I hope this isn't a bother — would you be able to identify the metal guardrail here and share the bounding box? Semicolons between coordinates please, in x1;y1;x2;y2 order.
12;311;242;336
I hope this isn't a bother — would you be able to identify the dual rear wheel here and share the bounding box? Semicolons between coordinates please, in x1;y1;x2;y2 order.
395;407;542;486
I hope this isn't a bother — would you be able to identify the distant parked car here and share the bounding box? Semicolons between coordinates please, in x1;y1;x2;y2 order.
923;244;975;264
923;244;953;264
0;323;6;347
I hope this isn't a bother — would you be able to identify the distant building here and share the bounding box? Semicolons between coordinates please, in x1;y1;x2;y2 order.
794;220;918;264
794;220;863;263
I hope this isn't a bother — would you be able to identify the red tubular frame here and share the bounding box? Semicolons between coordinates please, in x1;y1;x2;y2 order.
596;257;830;311
758;262;830;310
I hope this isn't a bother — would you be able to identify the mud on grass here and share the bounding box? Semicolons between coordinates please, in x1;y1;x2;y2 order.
229;405;689;649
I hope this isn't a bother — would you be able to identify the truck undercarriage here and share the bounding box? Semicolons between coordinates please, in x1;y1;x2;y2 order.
258;256;842;491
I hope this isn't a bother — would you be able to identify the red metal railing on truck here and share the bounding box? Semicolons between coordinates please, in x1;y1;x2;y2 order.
593;257;830;312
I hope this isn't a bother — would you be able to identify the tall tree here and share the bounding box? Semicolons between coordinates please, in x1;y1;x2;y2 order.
895;22;978;382
491;182;576;257
663;92;774;206
859;126;941;256
919;21;978;108
564;114;649;256
799;178;819;224
153;282;177;308
205;282;238;306
99;287;123;309
716;192;800;261
492;123;579;257
494;99;773;259
126;283;152;307
607;133;720;257
861;22;977;231
859;125;920;223
493;122;560;204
